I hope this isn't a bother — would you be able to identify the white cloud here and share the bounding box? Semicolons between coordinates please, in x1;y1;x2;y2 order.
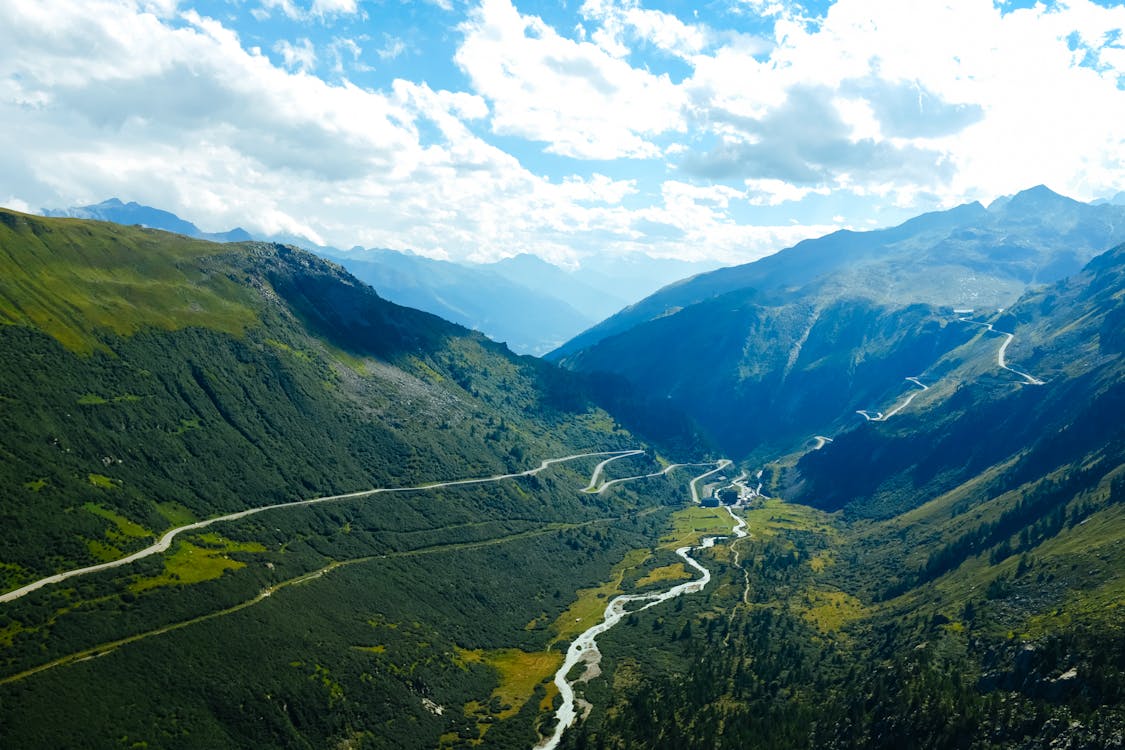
328;36;370;74
2;0;1124;270
744;178;829;206
256;0;361;22
676;0;1125;206
615;180;837;263
580;0;713;61
0;0;731;266
274;38;317;72
1;196;33;213
455;0;687;159
375;34;407;61
257;0;302;21
310;0;358;17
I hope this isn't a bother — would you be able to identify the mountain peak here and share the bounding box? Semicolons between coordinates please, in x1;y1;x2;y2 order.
492;253;562;272
989;184;1080;213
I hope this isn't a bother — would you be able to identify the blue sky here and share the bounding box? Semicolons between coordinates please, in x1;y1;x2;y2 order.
2;0;1124;266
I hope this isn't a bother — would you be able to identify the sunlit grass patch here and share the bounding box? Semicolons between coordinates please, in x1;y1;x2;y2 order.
809;551;834;572
741;498;836;539
85;539;122;562
155;501;196;527
550;548;650;645
264;338;312;362
128;536;264;593
83;502;149;537
634;563;690;589
86;474;118;491
458;647;563;722
190;532;267;553
802;589;867;632
659;505;734;549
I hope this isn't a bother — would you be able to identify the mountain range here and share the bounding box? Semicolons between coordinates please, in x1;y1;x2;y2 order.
548;188;1125;749
44;197;254;243
552;186;1125;458
39;198;714;356
1;190;1122;749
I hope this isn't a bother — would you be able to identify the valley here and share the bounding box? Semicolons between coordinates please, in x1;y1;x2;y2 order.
5;1;1125;746
0;201;1122;749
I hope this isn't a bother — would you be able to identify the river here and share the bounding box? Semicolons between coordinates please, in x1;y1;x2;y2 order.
536;499;747;750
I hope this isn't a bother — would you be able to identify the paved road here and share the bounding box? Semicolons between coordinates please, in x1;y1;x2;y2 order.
690;459;732;503
581;450;649;492
959;317;1046;385
586;457;722;496
0;450;645;605
857;376;928;422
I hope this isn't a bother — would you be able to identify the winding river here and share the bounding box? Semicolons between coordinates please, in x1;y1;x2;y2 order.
536;468;746;750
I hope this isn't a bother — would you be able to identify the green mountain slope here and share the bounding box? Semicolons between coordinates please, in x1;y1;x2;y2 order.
555;188;1125;461
0;210;710;748
791;242;1125;520
554;244;1125;750
2;206;1122;750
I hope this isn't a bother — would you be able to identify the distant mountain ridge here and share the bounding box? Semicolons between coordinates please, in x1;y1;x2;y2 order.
44;198;253;243
37;199;715;356
321;247;596;356
550;186;1125;361
482;253;629;323
554;186;1125;459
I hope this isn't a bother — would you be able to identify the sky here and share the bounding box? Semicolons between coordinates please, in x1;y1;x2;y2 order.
2;0;1124;267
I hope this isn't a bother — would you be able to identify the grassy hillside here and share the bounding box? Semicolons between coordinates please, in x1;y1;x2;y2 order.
0;209;259;352
0;210;710;748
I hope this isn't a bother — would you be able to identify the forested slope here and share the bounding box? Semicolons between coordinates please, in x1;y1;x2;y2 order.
555;245;1125;750
0;210;706;748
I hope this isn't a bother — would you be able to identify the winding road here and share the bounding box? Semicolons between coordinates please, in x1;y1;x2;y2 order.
6;448;744;750
856;376;929;422
0;450;645;605
958;317;1046;385
581;450;646;492
586;456;725;496
689;459;732;503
